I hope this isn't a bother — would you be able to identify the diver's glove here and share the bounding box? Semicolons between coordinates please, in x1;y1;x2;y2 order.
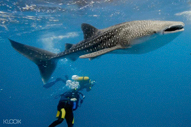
70;98;77;101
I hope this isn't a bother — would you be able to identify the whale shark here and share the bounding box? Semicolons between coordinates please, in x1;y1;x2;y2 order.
9;20;184;84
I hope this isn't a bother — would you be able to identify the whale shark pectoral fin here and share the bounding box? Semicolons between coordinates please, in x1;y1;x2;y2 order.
89;56;102;60
79;45;123;59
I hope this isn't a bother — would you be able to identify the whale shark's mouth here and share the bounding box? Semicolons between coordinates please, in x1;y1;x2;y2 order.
164;25;184;34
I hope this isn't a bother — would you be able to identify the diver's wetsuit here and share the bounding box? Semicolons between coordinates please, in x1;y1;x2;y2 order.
49;90;84;127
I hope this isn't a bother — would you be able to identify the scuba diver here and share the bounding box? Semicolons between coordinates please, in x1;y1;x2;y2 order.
49;75;95;127
43;75;69;89
70;75;95;92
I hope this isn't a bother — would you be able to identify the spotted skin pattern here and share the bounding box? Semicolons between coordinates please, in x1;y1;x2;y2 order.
9;20;184;83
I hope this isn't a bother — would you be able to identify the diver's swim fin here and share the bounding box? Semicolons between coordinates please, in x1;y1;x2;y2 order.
9;39;58;84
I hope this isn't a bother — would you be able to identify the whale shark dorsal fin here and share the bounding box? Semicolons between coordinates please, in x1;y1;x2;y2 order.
81;23;98;39
79;45;123;59
65;43;73;50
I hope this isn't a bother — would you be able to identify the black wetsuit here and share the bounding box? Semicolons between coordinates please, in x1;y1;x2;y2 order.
49;90;84;127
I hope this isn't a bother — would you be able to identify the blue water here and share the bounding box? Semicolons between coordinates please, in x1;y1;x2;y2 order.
0;0;191;127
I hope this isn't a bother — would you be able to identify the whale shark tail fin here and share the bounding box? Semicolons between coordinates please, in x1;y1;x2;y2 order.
9;39;58;84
